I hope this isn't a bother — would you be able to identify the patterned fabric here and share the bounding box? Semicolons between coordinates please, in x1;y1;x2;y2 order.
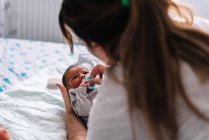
0;38;91;93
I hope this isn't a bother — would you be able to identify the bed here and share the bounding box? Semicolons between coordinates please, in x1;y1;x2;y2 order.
0;38;101;140
0;16;209;140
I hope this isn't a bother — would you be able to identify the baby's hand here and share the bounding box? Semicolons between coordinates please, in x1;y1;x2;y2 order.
90;64;106;79
86;77;102;85
79;81;90;87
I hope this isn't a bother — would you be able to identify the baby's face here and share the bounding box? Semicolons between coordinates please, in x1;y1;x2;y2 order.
65;66;89;89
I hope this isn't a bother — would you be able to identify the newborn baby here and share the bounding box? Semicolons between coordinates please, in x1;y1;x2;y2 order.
62;64;100;126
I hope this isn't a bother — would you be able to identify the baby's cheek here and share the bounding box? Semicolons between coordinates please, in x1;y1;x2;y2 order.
77;80;83;86
72;80;82;87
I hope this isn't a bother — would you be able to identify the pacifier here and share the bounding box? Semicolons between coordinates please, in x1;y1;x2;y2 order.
85;75;95;92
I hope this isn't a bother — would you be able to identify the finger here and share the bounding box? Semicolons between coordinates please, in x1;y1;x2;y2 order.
90;64;106;78
86;83;90;86
90;67;98;77
80;83;88;87
56;84;72;111
87;78;101;85
99;73;103;79
90;64;102;77
56;84;67;94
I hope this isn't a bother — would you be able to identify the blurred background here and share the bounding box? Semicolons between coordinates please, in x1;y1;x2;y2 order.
0;0;208;43
182;0;209;19
0;0;63;42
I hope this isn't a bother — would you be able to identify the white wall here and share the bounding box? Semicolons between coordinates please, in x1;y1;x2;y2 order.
182;0;209;19
0;0;64;42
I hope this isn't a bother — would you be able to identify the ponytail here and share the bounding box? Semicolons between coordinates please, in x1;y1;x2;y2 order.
120;0;209;140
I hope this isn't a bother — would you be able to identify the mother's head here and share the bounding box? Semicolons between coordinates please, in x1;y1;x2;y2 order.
58;0;193;67
59;0;130;64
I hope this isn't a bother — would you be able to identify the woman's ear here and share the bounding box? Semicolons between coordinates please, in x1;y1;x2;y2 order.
89;42;109;63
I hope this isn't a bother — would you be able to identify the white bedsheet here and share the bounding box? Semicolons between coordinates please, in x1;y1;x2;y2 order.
0;38;101;140
0;64;100;140
0;38;100;93
0;38;73;93
0;65;66;140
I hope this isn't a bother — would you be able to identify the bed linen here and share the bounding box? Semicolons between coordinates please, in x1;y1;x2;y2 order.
0;38;99;93
1;65;68;140
0;38;101;140
0;38;70;93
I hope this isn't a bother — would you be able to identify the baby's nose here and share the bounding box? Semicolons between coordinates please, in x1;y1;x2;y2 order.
80;74;86;80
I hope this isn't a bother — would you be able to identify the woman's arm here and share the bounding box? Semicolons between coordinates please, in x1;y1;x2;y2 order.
66;110;87;140
56;84;87;140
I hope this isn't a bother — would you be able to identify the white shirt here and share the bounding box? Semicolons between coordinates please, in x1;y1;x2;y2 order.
87;63;209;140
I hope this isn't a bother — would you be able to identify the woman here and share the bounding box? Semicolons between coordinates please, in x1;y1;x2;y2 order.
57;0;209;140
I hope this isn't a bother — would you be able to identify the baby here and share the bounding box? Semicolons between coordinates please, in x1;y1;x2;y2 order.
62;64;100;126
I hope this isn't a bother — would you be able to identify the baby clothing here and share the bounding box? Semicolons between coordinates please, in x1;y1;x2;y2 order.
69;85;98;125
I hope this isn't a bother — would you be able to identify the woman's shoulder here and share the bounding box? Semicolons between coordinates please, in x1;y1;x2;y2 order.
177;62;209;139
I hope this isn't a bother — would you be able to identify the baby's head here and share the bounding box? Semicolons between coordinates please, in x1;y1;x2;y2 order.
62;64;90;90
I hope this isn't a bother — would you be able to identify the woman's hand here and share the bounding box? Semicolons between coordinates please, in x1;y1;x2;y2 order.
90;64;106;79
56;84;87;140
56;84;73;113
87;64;107;85
85;78;102;85
80;82;90;87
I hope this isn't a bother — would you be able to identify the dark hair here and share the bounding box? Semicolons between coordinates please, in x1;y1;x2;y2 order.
59;0;129;61
59;0;209;140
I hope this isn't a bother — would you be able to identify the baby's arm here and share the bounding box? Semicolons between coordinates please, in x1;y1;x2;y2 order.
69;87;91;117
